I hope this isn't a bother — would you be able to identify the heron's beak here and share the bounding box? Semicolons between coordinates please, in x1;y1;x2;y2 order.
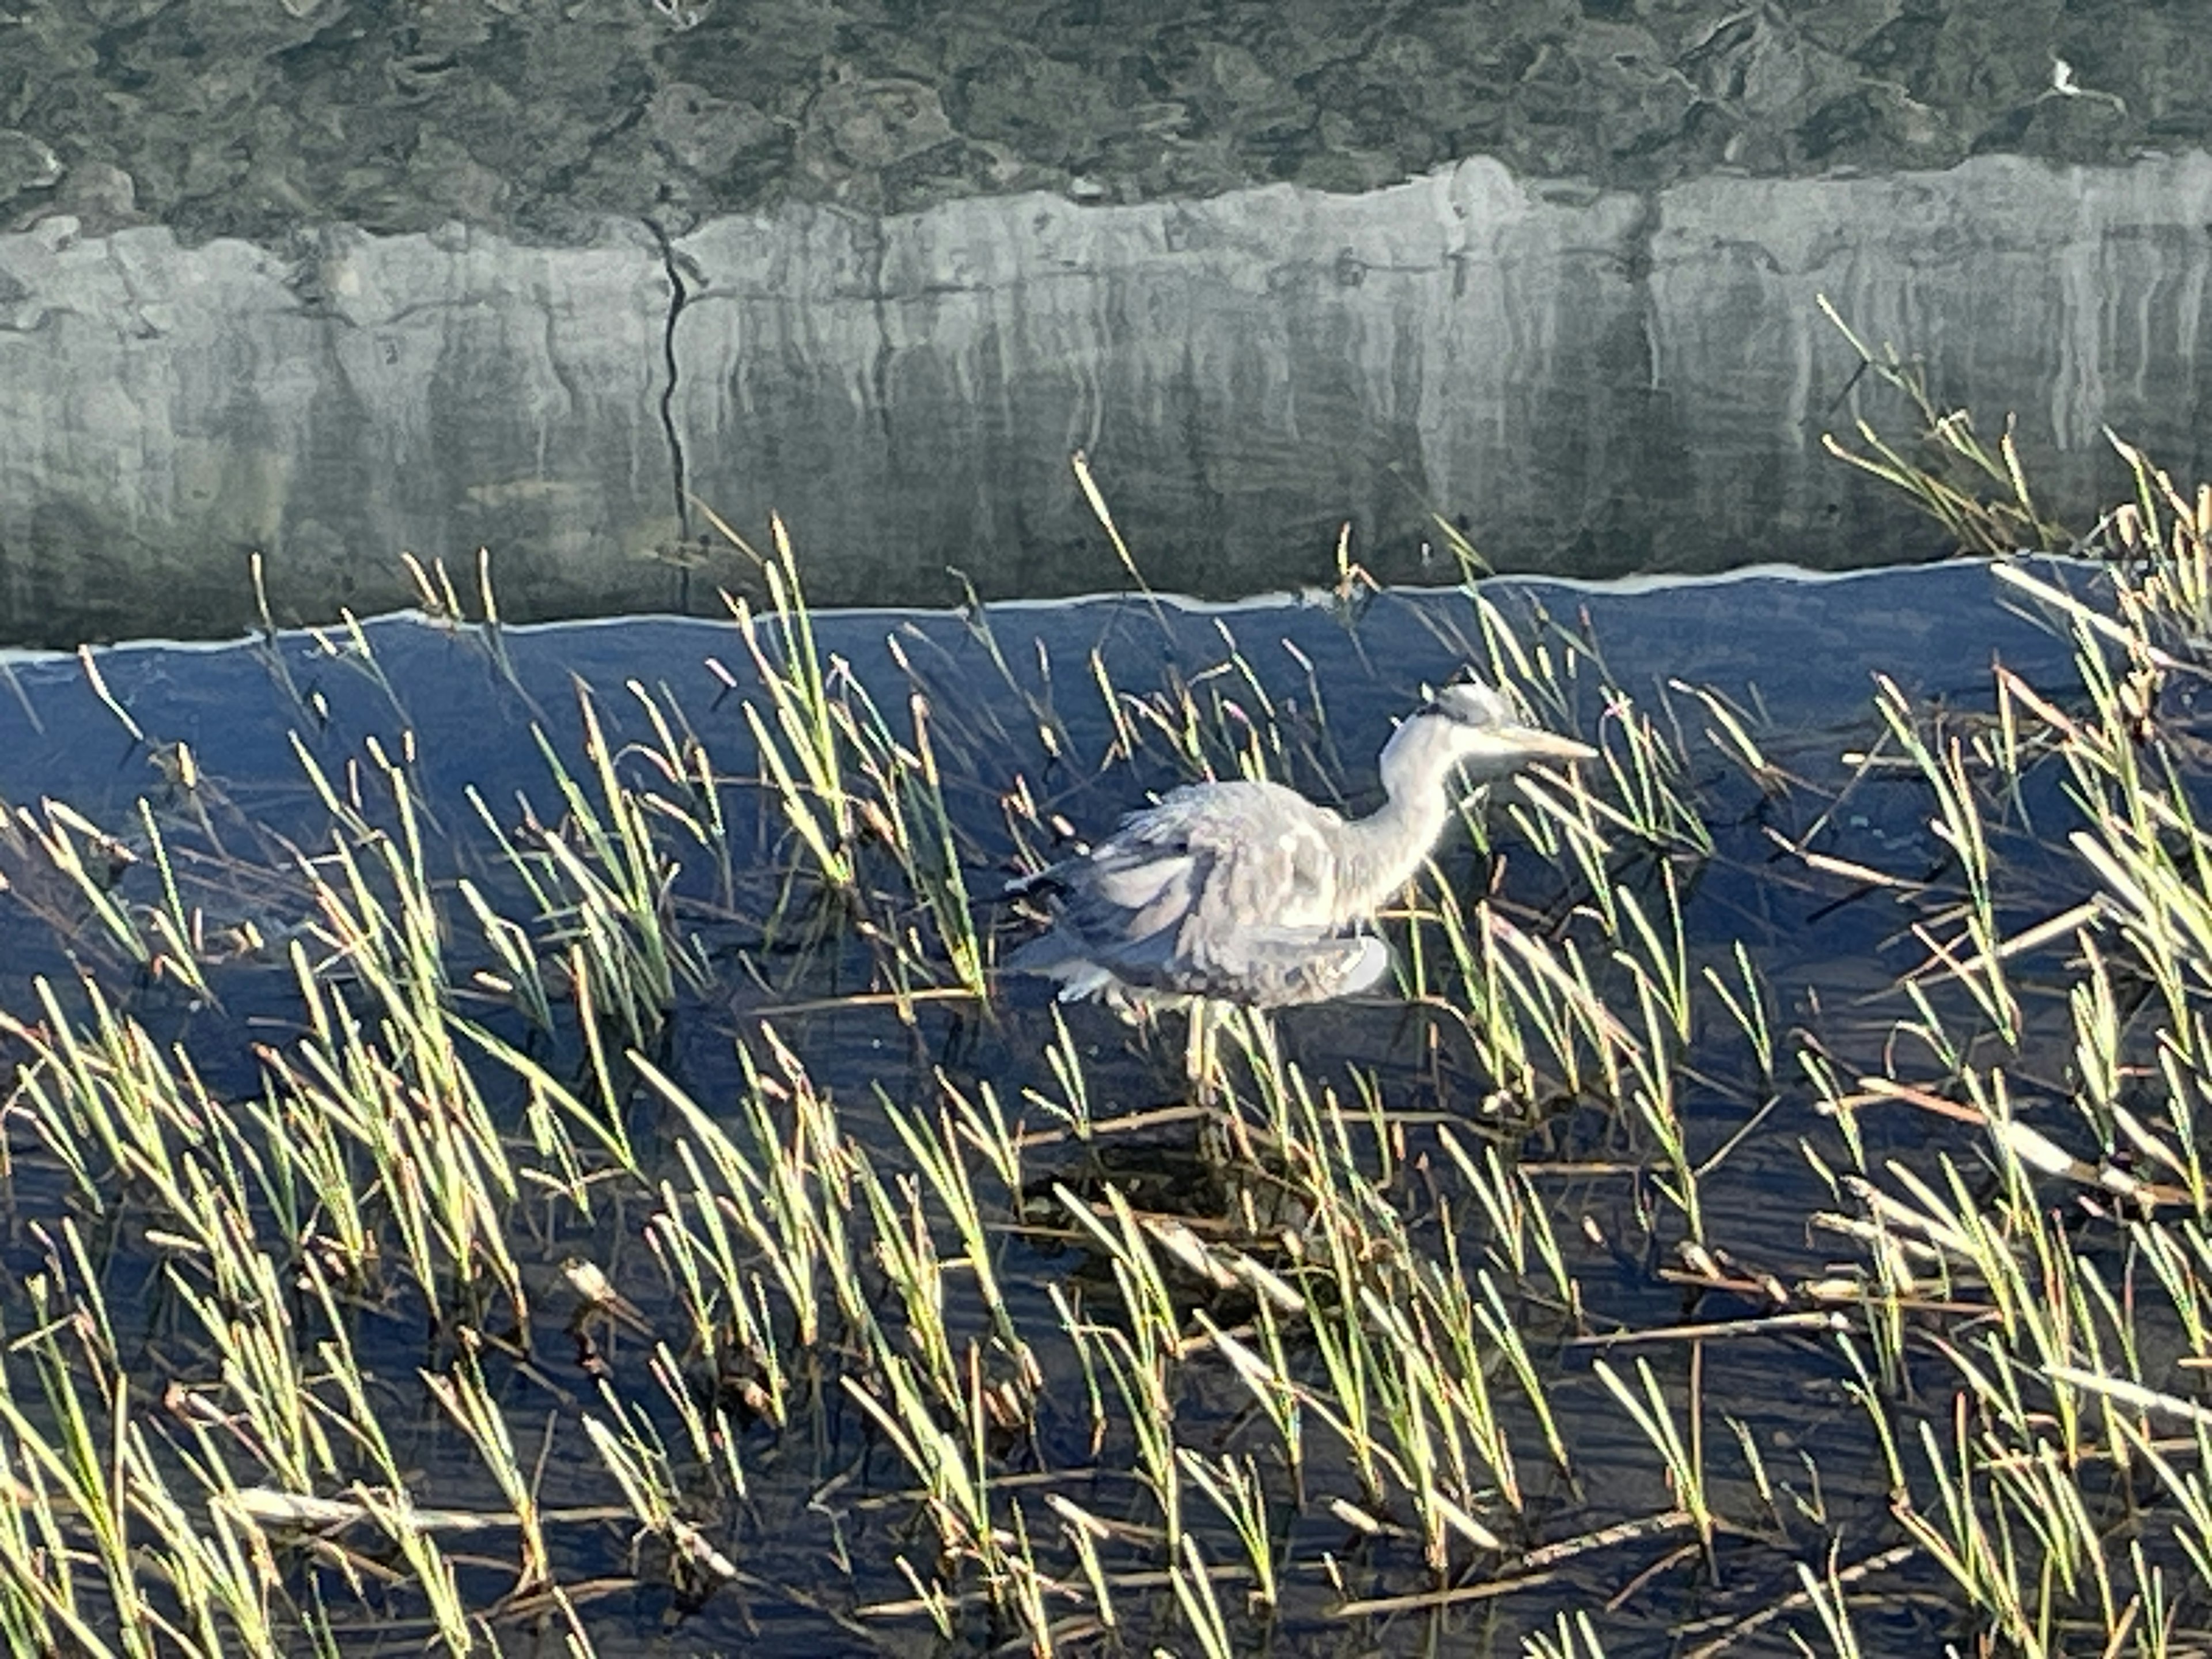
1502;727;1599;764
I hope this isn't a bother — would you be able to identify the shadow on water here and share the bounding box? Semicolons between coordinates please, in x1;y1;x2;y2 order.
0;552;2184;1655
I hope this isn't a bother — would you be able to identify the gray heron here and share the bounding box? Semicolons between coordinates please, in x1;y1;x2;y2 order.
1005;680;1597;1084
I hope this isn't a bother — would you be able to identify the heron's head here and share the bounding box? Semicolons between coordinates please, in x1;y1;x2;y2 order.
1380;680;1597;797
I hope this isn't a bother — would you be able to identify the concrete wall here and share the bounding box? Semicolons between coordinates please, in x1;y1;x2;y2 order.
2;152;2209;642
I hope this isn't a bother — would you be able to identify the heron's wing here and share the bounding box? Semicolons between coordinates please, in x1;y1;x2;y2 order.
1162;928;1392;1006
1018;782;1351;997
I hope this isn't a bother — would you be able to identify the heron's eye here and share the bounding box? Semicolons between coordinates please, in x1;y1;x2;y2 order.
1434;690;1491;727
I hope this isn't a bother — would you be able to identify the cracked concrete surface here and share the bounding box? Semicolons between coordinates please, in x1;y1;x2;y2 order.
1;1;2207;643
645;217;696;544
1;151;2210;644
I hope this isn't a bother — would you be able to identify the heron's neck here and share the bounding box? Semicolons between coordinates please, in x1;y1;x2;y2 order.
1335;771;1457;921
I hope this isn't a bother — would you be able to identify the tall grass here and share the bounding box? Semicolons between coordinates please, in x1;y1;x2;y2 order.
10;452;2212;1657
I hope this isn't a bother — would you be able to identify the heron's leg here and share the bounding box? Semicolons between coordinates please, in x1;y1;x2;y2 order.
1184;1000;1218;1103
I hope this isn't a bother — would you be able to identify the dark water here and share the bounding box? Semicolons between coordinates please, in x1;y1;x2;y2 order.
0;560;2105;1653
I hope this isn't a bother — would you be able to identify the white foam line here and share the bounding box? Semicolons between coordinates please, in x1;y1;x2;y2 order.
0;554;2091;669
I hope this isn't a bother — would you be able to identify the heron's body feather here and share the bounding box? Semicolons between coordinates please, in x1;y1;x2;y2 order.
1007;781;1380;1007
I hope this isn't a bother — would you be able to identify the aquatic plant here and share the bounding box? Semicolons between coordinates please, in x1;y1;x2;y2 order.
1;448;2211;1657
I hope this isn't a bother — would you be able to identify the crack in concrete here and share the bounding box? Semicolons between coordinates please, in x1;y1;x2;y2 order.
644;218;692;543
858;217;897;447
1622;189;1664;394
